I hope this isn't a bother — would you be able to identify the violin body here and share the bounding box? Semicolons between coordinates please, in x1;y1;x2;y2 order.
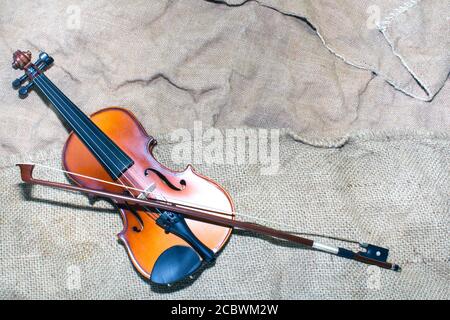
63;107;234;281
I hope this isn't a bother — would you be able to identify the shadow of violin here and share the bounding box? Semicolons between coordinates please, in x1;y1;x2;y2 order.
150;230;312;293
19;182;117;214
19;183;311;293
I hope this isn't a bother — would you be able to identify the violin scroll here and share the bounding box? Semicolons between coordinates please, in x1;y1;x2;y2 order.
12;50;54;98
12;50;32;70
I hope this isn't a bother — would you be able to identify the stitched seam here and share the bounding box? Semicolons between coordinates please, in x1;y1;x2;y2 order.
208;0;434;101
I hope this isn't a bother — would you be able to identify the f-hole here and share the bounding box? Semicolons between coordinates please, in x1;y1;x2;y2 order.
144;168;186;191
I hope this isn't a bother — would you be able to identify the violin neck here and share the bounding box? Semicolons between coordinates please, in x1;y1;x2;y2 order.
32;73;134;180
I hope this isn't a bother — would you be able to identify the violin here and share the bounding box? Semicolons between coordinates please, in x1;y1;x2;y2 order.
12;50;400;286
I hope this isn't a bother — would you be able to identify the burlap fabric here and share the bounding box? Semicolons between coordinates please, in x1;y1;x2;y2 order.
0;0;449;299
0;131;449;299
220;0;450;101
1;0;449;157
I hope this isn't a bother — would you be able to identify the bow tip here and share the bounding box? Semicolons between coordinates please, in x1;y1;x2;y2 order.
392;264;401;272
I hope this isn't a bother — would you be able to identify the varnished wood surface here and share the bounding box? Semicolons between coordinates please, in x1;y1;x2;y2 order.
63;107;234;279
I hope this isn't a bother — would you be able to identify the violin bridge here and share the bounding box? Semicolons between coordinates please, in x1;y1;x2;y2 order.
137;183;156;200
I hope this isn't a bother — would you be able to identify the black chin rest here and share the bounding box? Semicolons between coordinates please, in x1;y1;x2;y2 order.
150;245;202;285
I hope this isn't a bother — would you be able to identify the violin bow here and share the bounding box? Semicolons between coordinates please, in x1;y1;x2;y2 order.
17;163;401;272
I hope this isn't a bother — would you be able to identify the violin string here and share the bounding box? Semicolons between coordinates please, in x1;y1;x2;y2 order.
32;75;359;245
34;74;203;221
27;162;360;244
36;74;183;221
33;77;136;190
36;74;231;221
33;77;158;222
33;76;160;222
35;74;235;223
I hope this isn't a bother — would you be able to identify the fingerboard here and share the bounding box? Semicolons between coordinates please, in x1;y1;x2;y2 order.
30;70;133;180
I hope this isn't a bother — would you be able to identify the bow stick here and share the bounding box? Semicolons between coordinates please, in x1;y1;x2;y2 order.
17;163;401;272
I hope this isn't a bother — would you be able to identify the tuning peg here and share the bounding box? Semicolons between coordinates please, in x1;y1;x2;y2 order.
18;82;34;98
12;74;28;89
40;52;54;64
35;52;54;70
12;51;54;94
